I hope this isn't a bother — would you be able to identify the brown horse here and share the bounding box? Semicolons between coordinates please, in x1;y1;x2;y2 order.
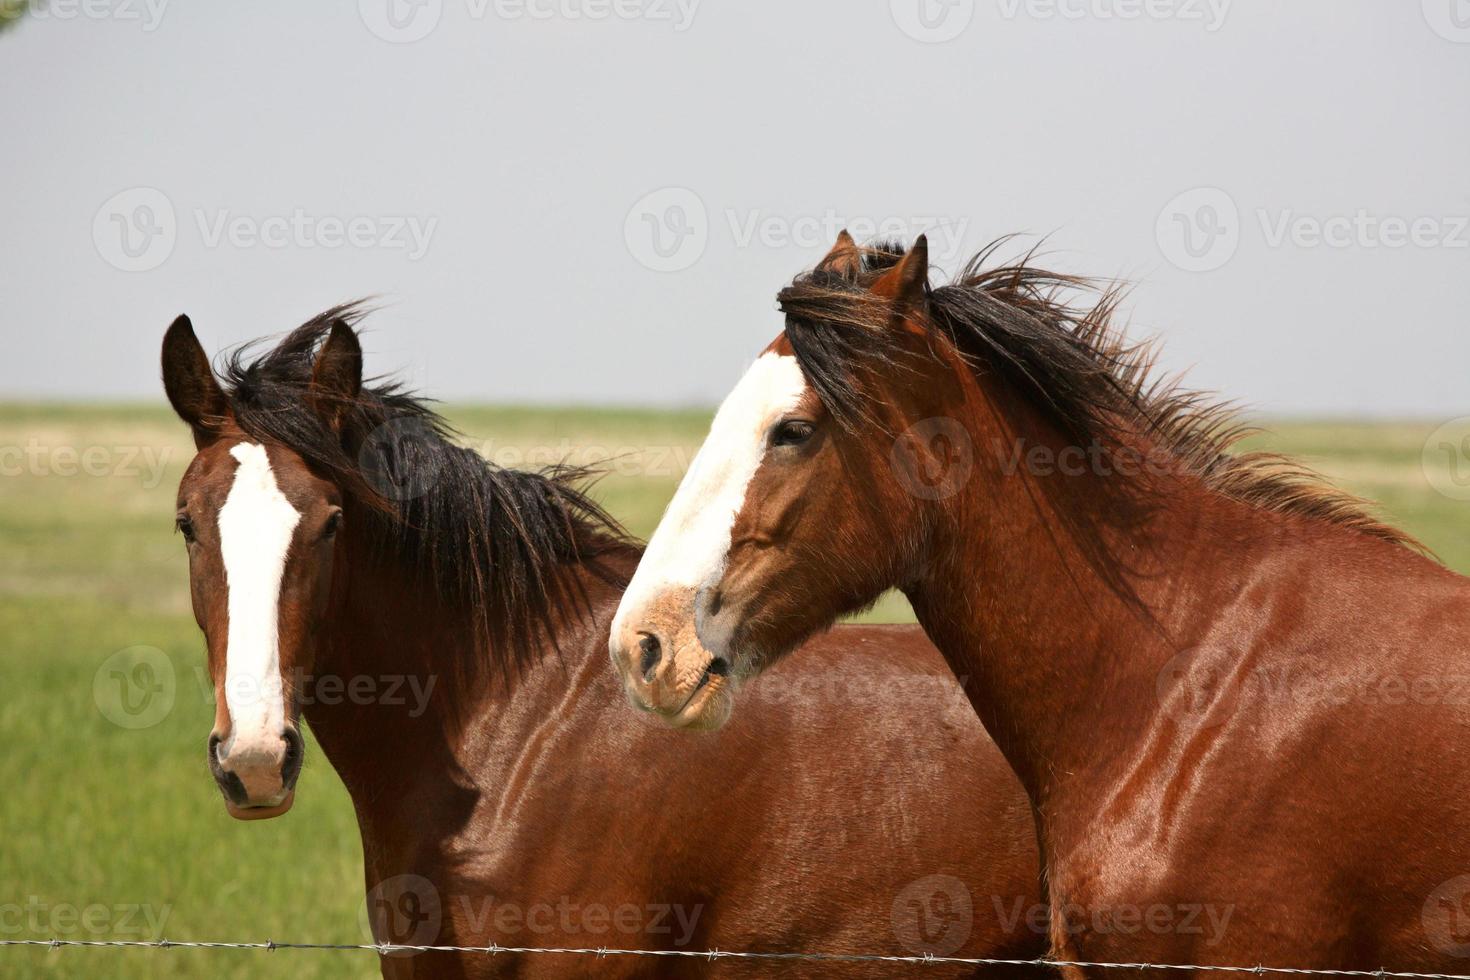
610;232;1470;976
161;306;1047;979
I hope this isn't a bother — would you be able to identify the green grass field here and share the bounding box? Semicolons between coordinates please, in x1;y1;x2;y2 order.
0;405;1465;979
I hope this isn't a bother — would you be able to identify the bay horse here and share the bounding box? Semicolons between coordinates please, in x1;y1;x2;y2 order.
160;306;1048;979
609;232;1470;976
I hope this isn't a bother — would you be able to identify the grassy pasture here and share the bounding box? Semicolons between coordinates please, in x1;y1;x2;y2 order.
0;404;1464;978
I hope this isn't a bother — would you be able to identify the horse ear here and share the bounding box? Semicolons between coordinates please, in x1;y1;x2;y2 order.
870;234;929;311
161;315;228;448
309;320;363;433
819;229;862;278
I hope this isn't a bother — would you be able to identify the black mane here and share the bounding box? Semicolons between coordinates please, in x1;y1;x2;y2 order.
219;303;634;678
777;238;1418;558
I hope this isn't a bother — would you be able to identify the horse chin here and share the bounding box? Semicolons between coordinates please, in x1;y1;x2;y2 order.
677;677;735;731
225;789;295;821
638;673;735;732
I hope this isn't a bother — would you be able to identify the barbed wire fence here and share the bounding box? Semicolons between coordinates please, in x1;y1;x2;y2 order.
4;938;1470;978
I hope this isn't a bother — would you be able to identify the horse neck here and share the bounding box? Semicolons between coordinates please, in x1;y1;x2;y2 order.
302;513;635;835
903;391;1264;814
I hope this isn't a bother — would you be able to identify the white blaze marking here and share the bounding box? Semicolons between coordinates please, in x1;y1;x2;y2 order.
613;353;807;636
218;443;300;761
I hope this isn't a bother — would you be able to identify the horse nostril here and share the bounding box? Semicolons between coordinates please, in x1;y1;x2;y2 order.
207;732;229;778
207;734;249;806
707;657;730;678
638;633;662;682
280;726;304;786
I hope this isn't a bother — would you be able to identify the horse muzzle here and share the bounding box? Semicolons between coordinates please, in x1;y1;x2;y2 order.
610;613;737;731
208;724;304;820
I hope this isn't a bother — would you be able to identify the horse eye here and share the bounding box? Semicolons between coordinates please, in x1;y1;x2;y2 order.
323;511;343;539
772;420;815;447
175;515;196;543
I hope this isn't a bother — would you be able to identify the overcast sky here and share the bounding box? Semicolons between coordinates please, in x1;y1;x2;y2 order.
2;1;1466;415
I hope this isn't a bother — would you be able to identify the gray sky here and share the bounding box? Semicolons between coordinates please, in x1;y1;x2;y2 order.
3;0;1466;414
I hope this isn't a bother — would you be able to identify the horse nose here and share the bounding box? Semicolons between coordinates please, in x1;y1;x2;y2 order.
209;725;302;808
611;624;670;697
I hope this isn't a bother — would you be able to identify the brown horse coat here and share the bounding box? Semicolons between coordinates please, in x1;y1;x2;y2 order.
609;234;1470;976
162;309;1046;978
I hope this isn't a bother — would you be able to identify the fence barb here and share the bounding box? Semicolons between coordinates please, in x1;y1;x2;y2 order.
1;939;1469;978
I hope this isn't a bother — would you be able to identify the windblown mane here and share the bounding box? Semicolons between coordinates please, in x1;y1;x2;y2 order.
218;303;634;679
777;239;1419;554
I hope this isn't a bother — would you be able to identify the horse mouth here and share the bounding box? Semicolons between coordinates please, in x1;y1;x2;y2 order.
226;790;296;821
668;658;733;730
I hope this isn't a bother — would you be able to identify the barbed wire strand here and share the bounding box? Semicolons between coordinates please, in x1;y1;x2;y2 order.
0;938;1461;978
